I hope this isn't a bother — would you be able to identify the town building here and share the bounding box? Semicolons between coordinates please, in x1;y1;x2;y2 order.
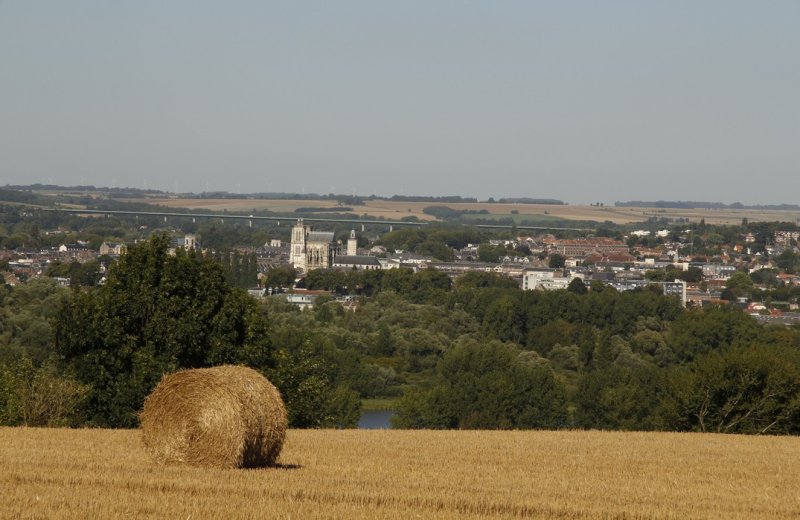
332;255;381;270
290;219;339;273
548;238;630;256
603;279;687;306
522;268;574;291
99;242;127;256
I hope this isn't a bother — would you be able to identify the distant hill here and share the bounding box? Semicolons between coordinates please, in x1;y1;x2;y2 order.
496;197;565;205
615;200;800;211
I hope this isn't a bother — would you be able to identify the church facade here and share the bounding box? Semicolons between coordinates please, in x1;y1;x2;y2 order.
290;219;340;273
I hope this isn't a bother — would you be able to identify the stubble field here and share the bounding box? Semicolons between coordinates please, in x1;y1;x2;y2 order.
2;427;798;519
120;197;800;226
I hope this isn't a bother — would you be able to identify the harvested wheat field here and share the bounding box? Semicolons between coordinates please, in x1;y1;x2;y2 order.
120;197;800;225
2;428;798;519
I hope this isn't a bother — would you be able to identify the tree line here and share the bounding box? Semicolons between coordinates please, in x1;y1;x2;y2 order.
1;236;799;433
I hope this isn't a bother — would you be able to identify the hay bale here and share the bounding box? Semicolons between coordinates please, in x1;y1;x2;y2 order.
140;365;287;469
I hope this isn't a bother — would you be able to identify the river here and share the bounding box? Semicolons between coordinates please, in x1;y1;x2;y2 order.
357;410;395;429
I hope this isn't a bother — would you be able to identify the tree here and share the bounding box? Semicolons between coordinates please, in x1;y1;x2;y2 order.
723;271;754;301
264;266;297;290
54;235;270;427
477;244;508;263
574;366;670;430
393;339;567;429
483;296;526;344
0;356;90;427
416;240;454;262
567;278;588;295
749;269;778;287
548;253;566;269
667;306;760;362
678;266;703;283
266;341;360;428
775;250;800;274
455;271;519;290
661;344;800;434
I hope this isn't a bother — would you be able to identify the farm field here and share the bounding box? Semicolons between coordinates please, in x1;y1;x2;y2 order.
119;197;800;226
2;427;799;519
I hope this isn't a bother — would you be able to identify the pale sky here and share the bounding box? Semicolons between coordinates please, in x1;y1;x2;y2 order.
1;1;798;204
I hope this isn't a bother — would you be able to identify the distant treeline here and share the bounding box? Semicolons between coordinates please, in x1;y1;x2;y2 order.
295;207;354;213
497;198;565;205
190;193;480;204
5;184;163;197
423;206;489;220
379;195;479;203
7;185;569;208
616;200;800;211
193;193;366;206
0;188;39;204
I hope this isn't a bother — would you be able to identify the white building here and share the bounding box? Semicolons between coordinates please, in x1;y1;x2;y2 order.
522;269;574;291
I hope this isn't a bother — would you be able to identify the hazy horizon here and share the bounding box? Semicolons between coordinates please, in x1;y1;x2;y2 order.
2;2;798;205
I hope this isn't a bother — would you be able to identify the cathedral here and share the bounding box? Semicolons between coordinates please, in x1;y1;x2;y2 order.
290;219;340;273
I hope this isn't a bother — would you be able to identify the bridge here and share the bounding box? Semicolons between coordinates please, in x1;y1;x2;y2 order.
41;208;594;232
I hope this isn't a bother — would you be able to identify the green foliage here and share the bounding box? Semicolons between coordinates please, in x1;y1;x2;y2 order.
678;266;703;283
48;236;362;429
0;278;66;362
455;271;519;290
722;270;756;301
548;253;566;269
662;344;800;434
416;240;455;262
304;267;452;303
667;306;760;362
393;339;567;429
775;249;800;274
377;226;485;258
265;342;360;428
264;266;297;289
574;366;670;430
749;268;779;287
214;250;259;288
483;296;526;343
566;277;588;295
4;211;799;434
0;356;90;427
305;269;350;294
477;244;518;263
54;235;270;427
46;260;104;286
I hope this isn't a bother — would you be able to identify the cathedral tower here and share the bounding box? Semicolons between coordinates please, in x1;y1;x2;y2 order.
290;219;308;272
347;229;357;256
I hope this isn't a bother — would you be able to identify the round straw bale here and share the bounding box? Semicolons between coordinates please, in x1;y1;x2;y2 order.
140;365;287;469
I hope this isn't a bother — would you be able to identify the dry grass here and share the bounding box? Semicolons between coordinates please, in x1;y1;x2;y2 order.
119;197;800;225
2;428;798;519
140;365;287;469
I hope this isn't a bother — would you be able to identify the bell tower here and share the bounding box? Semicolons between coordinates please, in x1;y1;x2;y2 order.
347;229;357;256
290;219;308;272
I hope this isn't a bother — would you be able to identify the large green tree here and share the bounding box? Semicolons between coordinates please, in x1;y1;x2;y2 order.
54;235;271;427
